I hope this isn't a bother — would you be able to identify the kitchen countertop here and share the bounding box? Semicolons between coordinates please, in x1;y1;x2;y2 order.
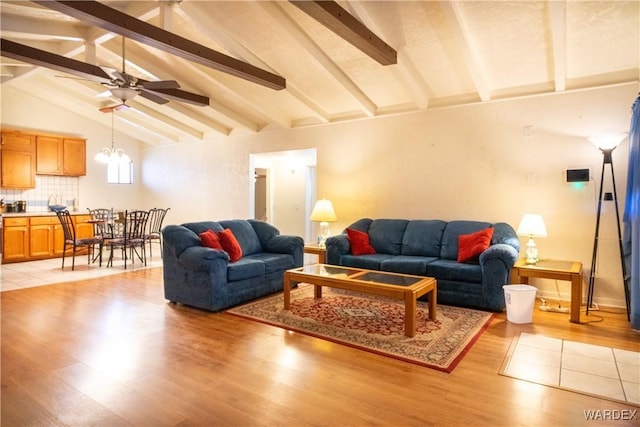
2;211;86;218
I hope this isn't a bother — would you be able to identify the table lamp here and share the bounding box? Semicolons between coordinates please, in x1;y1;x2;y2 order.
517;214;547;264
310;199;337;247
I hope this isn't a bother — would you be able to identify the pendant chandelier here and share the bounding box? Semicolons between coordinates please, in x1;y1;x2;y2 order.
95;111;130;164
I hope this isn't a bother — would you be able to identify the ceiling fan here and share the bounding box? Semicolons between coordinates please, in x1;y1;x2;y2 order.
0;38;210;110
98;37;180;109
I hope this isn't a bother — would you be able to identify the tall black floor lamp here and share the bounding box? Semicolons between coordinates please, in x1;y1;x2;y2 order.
586;136;630;320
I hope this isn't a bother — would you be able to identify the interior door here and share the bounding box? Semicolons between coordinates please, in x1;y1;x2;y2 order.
254;168;269;222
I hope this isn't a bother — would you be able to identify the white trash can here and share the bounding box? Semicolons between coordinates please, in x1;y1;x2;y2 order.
503;284;537;324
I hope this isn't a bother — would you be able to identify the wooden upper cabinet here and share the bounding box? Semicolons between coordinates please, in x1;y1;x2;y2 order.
63;138;86;176
2;129;86;185
35;134;86;176
1;131;36;189
2;131;36;151
36;135;64;175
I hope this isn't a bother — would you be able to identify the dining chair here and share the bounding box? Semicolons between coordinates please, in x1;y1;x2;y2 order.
87;208;112;236
105;210;149;269
145;207;169;258
55;209;104;270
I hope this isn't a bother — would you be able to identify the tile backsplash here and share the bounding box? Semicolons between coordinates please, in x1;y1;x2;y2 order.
1;175;79;213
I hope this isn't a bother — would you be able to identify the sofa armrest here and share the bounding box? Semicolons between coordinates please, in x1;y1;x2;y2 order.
179;246;230;272
266;235;305;266
325;234;350;264
479;243;519;268
479;243;519;311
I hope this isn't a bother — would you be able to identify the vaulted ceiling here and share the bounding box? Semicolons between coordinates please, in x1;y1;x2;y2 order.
1;1;638;145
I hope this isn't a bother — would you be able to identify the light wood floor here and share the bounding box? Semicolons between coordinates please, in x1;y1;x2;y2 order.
2;268;638;426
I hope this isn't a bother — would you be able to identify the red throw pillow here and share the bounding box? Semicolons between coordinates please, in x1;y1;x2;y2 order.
457;227;495;263
346;228;376;255
217;228;243;262
199;229;224;251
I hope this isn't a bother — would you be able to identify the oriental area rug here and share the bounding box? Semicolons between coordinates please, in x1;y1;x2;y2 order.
227;284;493;372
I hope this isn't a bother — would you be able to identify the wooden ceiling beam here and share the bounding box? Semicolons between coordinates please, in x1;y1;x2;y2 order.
1;38;111;83
289;0;397;66
33;0;286;90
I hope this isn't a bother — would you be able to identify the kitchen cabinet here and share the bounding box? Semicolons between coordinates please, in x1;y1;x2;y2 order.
36;135;86;176
2;214;94;263
29;216;61;258
74;215;93;240
3;217;29;262
62;138;86;176
1;130;36;189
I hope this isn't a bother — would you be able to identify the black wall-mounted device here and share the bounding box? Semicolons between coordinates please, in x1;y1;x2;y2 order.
566;168;590;183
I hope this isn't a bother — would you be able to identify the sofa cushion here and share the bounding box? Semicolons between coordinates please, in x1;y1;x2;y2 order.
248;219;279;248
401;220;447;257
426;259;483;283
245;253;297;274
199;229;224;251
218;228;243;262
226;258;265;282
440;220;492;260
457;227;494;263
380;255;437;276
368;219;409;255
219;220;263;256
346;228;376;255
340;253;394;270
183;221;224;236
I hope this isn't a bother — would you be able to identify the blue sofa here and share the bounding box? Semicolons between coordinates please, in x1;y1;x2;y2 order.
325;218;520;311
162;219;304;311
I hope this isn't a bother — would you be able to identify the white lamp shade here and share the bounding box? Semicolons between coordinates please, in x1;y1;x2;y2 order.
110;87;138;101
517;214;547;237
310;199;337;222
588;134;627;150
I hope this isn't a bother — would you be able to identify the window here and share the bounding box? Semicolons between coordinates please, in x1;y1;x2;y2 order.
107;160;133;184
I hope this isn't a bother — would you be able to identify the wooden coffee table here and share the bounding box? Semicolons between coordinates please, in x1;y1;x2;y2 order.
283;264;437;337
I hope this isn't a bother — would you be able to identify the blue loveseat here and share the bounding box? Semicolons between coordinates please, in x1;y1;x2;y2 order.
325;218;520;311
162;219;304;311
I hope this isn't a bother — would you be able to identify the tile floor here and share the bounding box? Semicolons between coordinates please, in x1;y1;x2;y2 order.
503;332;640;405
1;249;163;292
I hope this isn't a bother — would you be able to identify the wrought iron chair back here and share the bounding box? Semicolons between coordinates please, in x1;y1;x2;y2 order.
105;210;149;269
87;208;112;237
55;209;103;270
145;207;169;258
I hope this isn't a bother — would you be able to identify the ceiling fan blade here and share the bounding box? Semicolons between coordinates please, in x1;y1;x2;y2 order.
141;87;209;106
142;80;180;90
139;89;170;105
99;65;125;83
99;103;129;113
55;74;93;81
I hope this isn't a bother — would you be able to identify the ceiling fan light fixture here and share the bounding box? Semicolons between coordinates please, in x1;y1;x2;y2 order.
110;87;137;101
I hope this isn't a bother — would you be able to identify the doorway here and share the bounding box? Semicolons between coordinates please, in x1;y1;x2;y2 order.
249;149;317;241
254;168;269;222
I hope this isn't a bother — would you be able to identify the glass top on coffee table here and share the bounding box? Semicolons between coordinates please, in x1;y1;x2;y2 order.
296;264;426;287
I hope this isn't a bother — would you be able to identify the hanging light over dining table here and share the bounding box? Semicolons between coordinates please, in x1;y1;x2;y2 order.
95;110;130;164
